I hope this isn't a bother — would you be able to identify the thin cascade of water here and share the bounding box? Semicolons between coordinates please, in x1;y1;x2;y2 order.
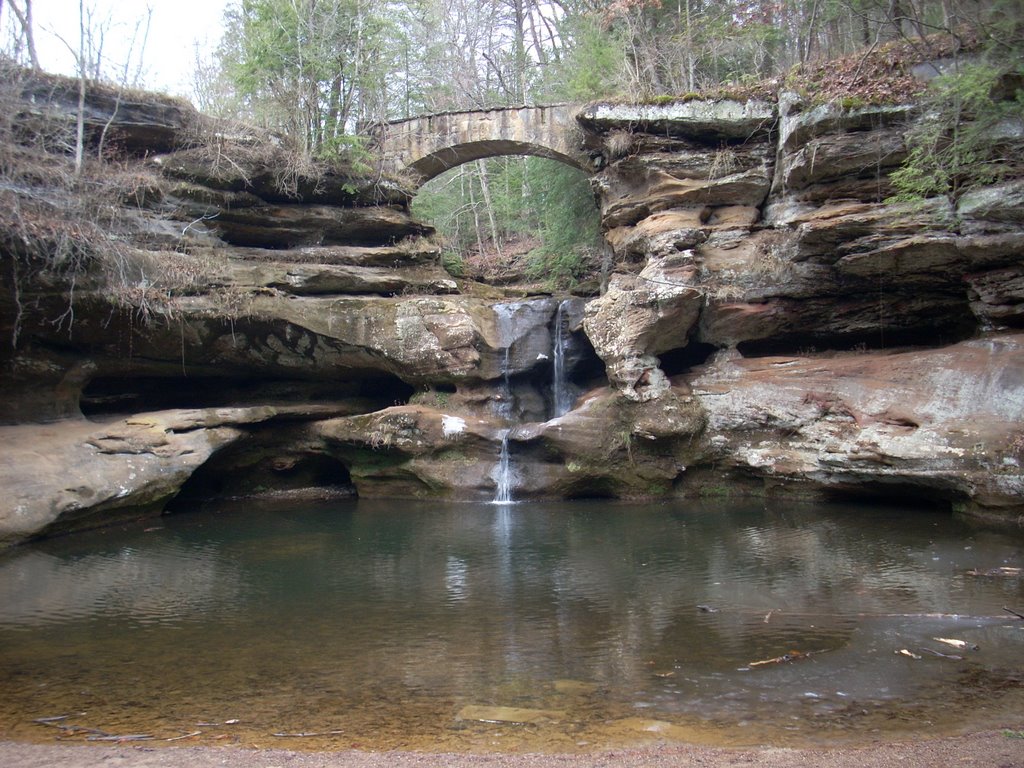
492;303;518;503
493;346;513;420
490;304;517;421
551;300;572;418
492;429;514;504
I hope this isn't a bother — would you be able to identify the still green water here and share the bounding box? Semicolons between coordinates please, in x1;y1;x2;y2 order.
0;498;1021;752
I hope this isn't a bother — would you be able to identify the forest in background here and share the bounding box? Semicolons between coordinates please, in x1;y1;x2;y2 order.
2;0;1022;288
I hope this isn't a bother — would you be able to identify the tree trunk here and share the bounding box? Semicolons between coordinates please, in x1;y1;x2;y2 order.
760;0;776;77
476;159;503;258
512;0;529;103
8;0;40;70
466;167;487;259
888;0;909;38
803;0;821;64
23;0;38;69
326;74;343;139
74;0;86;177
685;0;695;91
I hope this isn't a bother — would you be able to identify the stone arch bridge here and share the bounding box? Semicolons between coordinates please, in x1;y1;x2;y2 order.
377;104;592;188
376;100;779;188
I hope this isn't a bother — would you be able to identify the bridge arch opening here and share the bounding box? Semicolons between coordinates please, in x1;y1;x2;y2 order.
405;140;588;188
411;154;603;293
412;152;609;418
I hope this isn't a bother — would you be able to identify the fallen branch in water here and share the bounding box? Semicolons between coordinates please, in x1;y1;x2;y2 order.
271;730;345;738
37;721;153;742
748;649;827;667
966;567;1021;577
165;731;202;741
1004;607;1024;620
51;724;110;737
920;647;963;661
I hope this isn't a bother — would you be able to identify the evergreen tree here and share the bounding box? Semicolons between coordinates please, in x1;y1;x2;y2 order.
889;1;1023;202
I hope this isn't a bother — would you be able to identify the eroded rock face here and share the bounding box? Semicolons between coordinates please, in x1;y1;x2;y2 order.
169;193;431;248
688;336;1024;520
313;387;707;502
317;405;499;500
18;73;196;154
771;97;915;199
0;412;238;544
587;95;1023;370
513;386;707;499
573;91;1023;525
0;404;375;545
3;74;1023;543
583;260;702;400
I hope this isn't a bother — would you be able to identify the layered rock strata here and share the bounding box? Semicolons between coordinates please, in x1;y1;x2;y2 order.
578;97;1023;523
1;75;1022;545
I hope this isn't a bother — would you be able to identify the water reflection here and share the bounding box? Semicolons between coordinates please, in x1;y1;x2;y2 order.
0;498;1020;750
0;541;240;627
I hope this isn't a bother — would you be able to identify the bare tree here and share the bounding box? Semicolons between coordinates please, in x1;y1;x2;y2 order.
6;0;40;69
74;0;86;176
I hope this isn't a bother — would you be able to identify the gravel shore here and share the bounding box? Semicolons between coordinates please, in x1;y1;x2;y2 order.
2;731;1023;768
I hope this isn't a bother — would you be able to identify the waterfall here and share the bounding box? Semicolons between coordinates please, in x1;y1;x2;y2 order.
491;303;518;504
493;346;513;420
491;346;516;504
551;300;573;418
492;429;514;505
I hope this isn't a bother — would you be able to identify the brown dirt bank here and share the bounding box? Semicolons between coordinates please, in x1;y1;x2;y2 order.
2;732;1023;768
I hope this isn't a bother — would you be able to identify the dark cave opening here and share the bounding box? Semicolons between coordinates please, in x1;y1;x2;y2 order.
567;334;608;387
545;328;608;418
80;373;416;417
658;341;718;376
562;479;618;500
735;322;977;358
819;481;959;513
166;451;355;512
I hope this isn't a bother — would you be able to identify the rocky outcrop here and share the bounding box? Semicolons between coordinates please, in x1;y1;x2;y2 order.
16;73;197;153
569;91;1024;524
513;386;706;499
0;403;375;542
583;261;702;401
310;386;707;502
578;99;777;144
1;71;1022;545
1;410;231;540
586;98;998;359
317;405;500;499
688;336;1024;520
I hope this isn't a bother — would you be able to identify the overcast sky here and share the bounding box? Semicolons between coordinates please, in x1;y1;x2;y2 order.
21;0;231;99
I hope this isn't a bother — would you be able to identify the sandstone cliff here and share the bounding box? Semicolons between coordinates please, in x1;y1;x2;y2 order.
1;65;1021;545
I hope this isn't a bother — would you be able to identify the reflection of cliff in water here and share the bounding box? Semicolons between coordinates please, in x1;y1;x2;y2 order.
0;540;243;628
